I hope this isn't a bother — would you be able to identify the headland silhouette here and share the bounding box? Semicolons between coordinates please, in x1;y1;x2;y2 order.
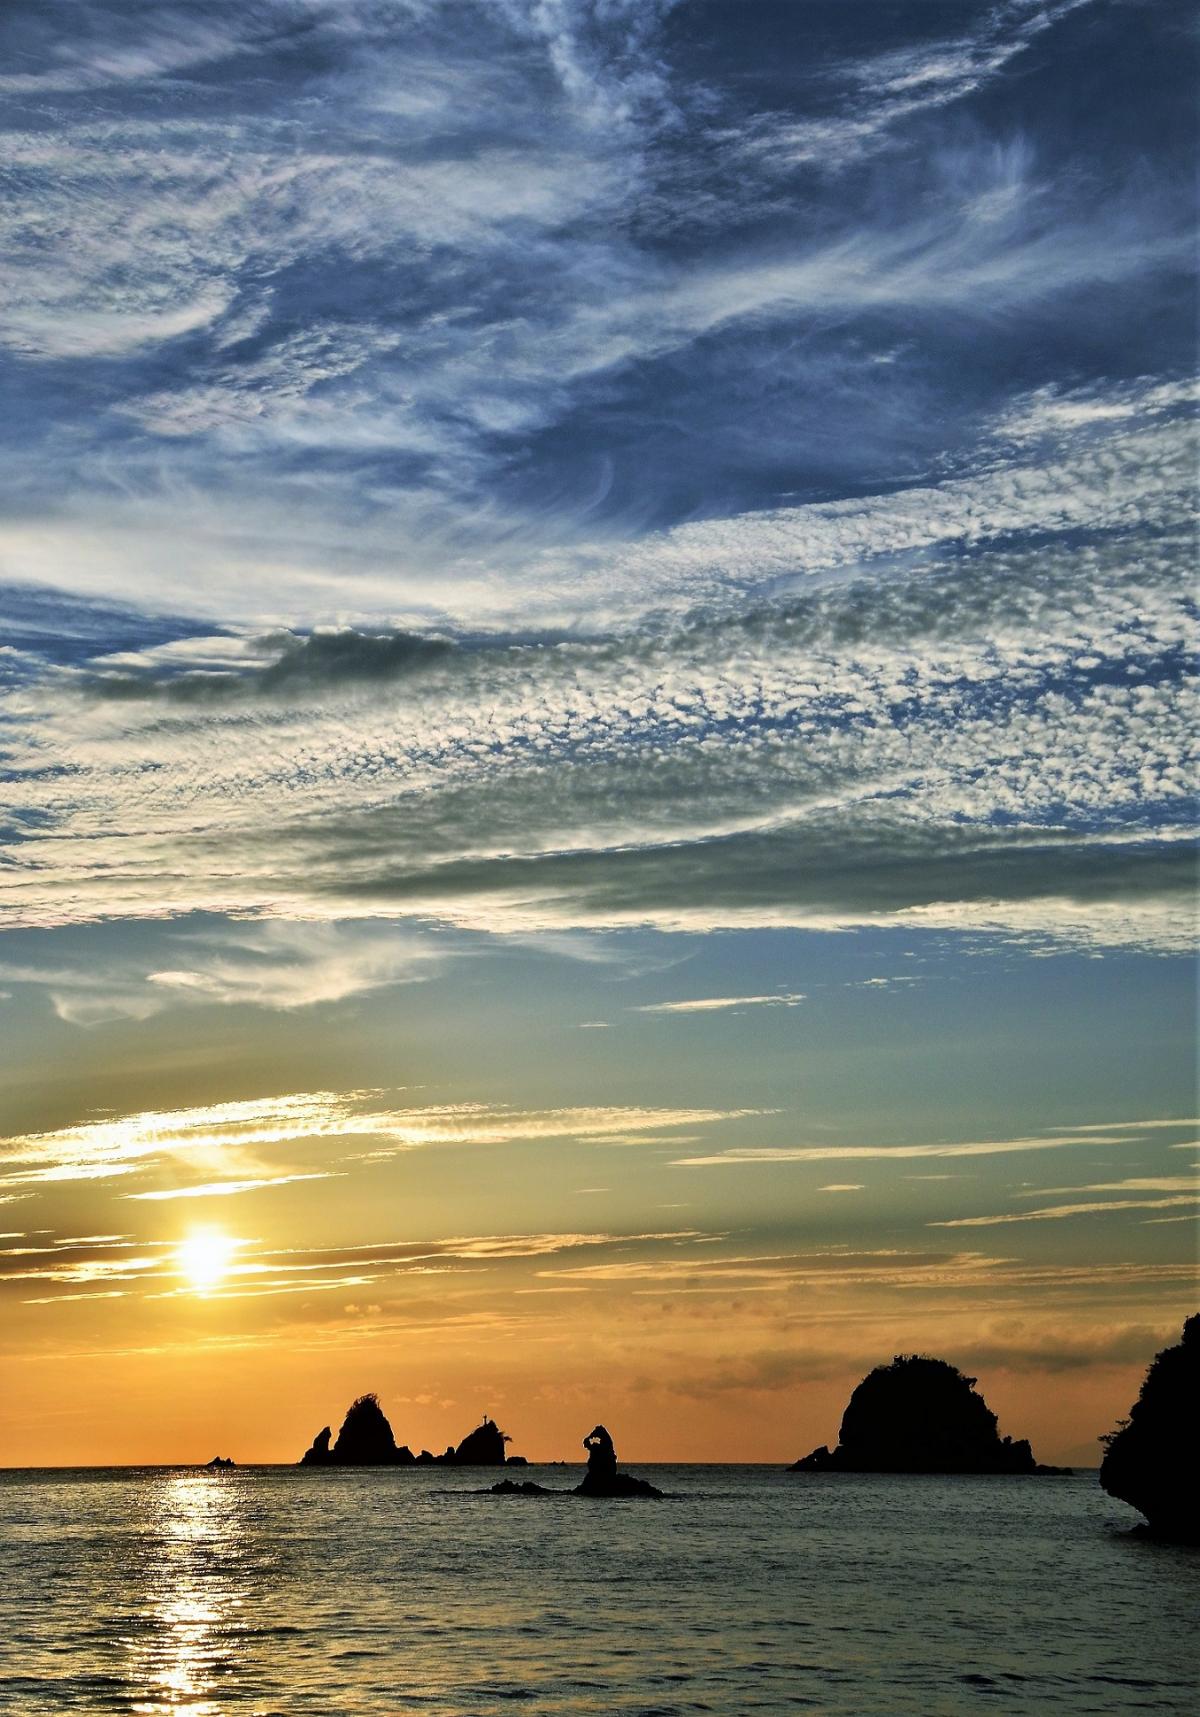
788;1354;1070;1474
1100;1315;1198;1542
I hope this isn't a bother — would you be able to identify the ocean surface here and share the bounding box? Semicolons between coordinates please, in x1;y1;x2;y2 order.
0;1465;1195;1715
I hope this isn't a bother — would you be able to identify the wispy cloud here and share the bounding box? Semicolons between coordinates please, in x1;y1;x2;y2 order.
0;1091;759;1191
4;1223;716;1305
671;1131;1140;1168
125;1173;337;1201
633;993;805;1014
932;1194;1200;1227
1016;1176;1198;1197
0;920;443;1024
742;1;1097;172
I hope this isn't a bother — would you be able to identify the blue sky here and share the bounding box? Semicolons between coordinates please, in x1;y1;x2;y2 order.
0;0;1194;1463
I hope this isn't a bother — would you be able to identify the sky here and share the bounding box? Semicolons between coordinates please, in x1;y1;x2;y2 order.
0;0;1195;1468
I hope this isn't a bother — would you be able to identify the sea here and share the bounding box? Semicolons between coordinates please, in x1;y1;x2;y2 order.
0;1465;1195;1715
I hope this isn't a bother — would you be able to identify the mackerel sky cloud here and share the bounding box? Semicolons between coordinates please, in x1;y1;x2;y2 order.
0;0;1194;1465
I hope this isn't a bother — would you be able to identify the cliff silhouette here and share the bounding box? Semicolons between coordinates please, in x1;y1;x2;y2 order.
1100;1315;1198;1542
789;1354;1067;1474
300;1394;514;1467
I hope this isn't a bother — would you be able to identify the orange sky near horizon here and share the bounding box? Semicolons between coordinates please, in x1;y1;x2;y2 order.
1;0;1197;1481
1;1106;1190;1470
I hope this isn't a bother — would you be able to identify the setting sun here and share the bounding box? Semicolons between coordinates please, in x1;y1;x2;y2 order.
177;1229;236;1295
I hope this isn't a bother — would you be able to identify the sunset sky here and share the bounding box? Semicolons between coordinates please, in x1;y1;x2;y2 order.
0;0;1195;1468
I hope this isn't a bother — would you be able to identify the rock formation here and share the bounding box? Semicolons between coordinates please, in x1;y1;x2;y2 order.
451;1416;510;1464
332;1393;403;1464
576;1423;663;1497
203;1455;235;1469
487;1423;663;1499
1100;1315;1198;1542
299;1395;517;1467
300;1426;333;1465
789;1354;1067;1474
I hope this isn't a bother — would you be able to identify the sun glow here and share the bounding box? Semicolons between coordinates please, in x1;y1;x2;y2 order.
177;1229;237;1295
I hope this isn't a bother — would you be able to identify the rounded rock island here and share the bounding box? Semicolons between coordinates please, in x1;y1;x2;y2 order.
789;1354;1068;1474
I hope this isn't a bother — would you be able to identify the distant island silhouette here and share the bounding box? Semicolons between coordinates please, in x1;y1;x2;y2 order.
1100;1315;1198;1543
300;1393;520;1467
202;1455;235;1469
788;1354;1069;1474
490;1424;664;1499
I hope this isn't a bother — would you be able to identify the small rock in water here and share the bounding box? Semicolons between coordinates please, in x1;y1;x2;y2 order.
487;1424;663;1499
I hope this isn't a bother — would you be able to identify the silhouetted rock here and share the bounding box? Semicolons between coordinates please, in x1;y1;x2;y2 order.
789;1354;1067;1474
450;1416;509;1464
1100;1315;1199;1542
575;1424;663;1498
485;1424;664;1499
300;1426;332;1466
203;1455;235;1469
506;1454;528;1467
333;1392;400;1464
299;1395;520;1467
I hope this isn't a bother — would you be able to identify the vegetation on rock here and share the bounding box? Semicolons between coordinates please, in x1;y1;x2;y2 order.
1100;1315;1198;1542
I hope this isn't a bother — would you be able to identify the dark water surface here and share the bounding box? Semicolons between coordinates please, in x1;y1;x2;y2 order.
0;1466;1194;1715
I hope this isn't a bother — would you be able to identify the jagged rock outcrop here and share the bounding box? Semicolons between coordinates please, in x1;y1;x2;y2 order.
203;1455;235;1469
300;1426;333;1465
1100;1315;1198;1542
789;1354;1068;1474
299;1396;516;1467
332;1393;403;1464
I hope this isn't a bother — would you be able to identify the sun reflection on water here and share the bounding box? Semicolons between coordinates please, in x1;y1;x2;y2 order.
126;1472;247;1716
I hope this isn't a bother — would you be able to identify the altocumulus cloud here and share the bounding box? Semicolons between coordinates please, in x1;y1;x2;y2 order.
0;0;1194;969
1;384;1195;956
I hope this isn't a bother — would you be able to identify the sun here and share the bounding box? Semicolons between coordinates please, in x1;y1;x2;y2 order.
177;1229;237;1295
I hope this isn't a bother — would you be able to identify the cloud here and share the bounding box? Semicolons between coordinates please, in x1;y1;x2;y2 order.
2;395;1194;955
1016;1176;1198;1196
1048;1117;1199;1133
125;1173;337;1201
633;993;805;1014
84;628;453;703
537;1246;1009;1287
4;1221;718;1304
0;920;443;1022
739;0;1097;172
0;1090;758;1191
932;1194;1200;1227
671;1130;1143;1168
0;6;263;96
0;1;1193;971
